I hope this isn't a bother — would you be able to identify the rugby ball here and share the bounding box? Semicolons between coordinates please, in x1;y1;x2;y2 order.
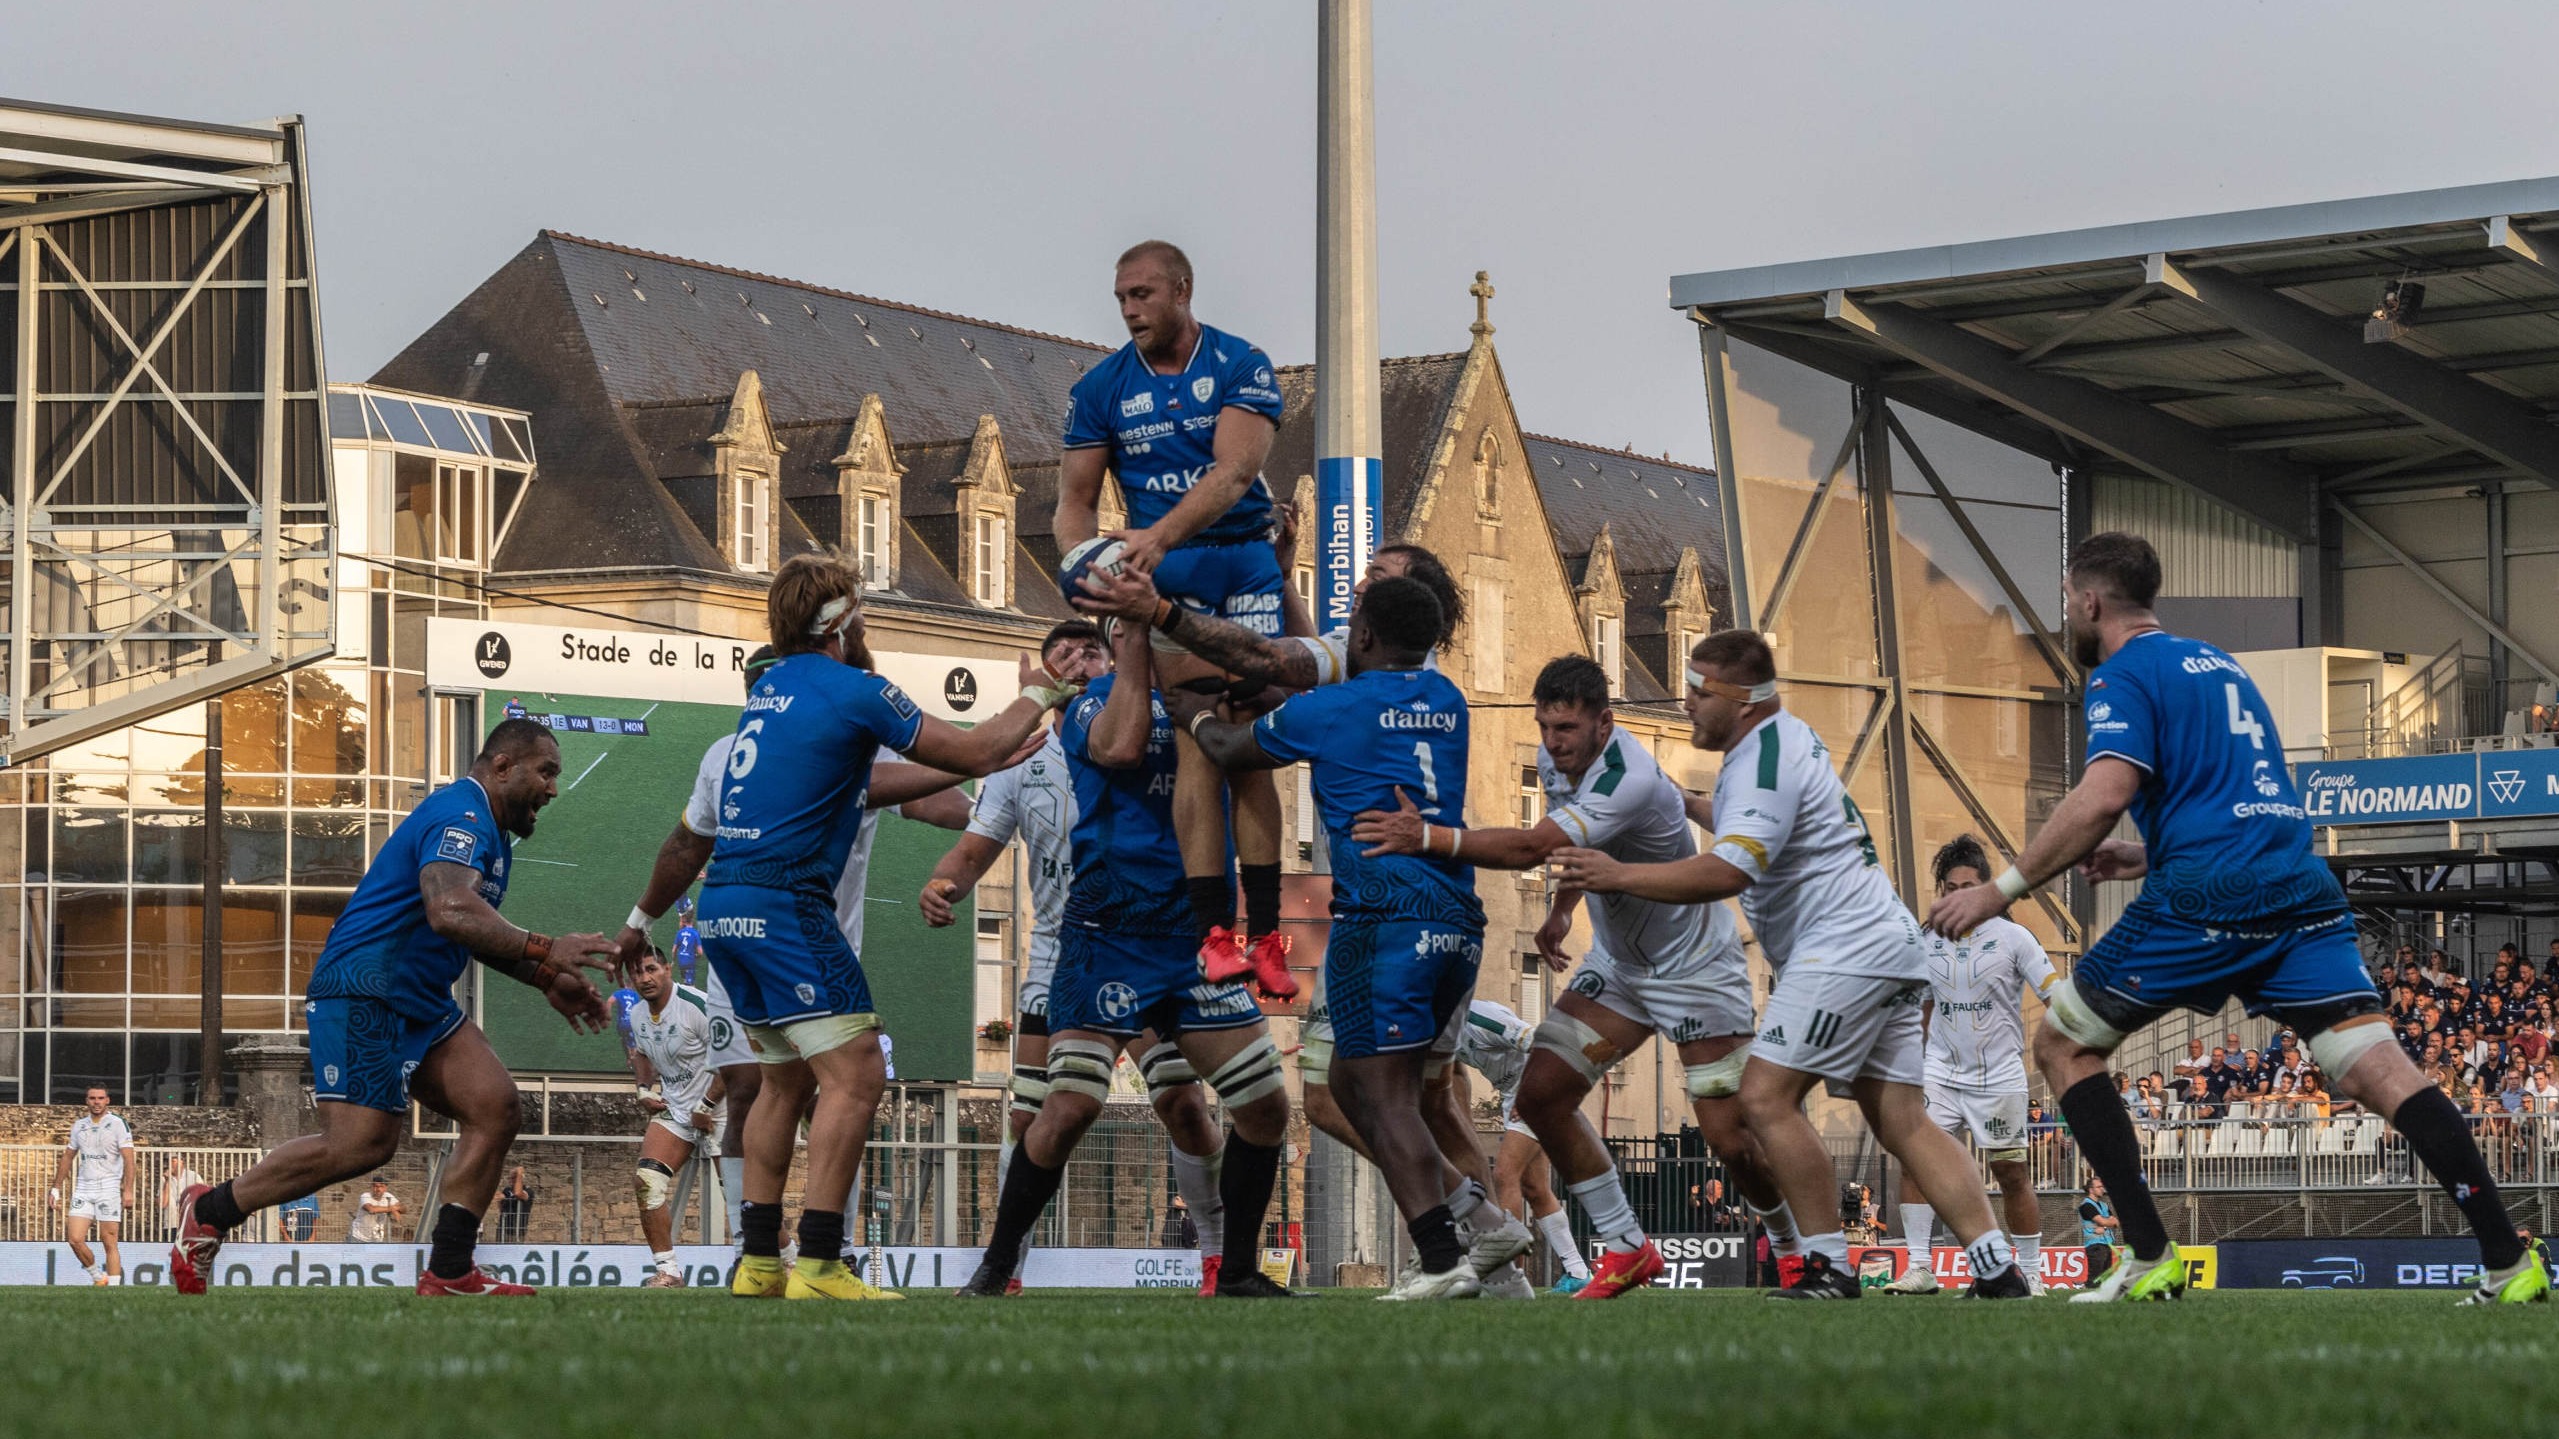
1057;536;1129;605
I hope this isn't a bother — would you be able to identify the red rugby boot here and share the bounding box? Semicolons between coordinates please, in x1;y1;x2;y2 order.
1243;931;1298;999
416;1265;536;1297
169;1182;221;1296
1571;1240;1664;1300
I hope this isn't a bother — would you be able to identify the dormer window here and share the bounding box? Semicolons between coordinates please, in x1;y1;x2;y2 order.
857;492;893;588
732;469;770;572
972;512;1010;606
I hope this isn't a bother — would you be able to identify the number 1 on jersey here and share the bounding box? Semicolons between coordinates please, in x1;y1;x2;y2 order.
1413;741;1441;814
2225;683;2266;750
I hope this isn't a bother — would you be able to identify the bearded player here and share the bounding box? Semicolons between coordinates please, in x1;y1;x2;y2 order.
1555;631;2030;1300
1883;834;2056;1296
626;947;724;1287
1057;240;1295;998
1927;533;2546;1305
1356;654;1784;1299
617;643;977;1249
173;720;618;1296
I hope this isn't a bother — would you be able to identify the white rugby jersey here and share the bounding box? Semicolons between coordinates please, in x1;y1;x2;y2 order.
1293;627;1441;686
1455;1000;1531;1096
630;984;721;1121
964;729;1076;966
1920;915;2056;1091
1708;711;1923;979
689;733;883;952
1544;727;1739;973
66;1113;132;1191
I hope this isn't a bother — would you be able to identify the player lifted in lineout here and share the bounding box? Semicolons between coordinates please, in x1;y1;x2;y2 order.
618;644;975;1252
625;947;725;1287
173;720;619;1296
1184;578;1527;1299
1358;655;1783;1299
959;606;1294;1299
1056;240;1297;999
1926;533;2548;1305
1883;834;2057;1295
56;1088;135;1285
920;620;1239;1294
700;555;1057;1301
1555;631;2031;1300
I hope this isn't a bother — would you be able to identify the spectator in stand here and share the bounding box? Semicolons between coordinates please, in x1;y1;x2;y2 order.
160;1155;207;1233
2459;1027;2494;1080
278;1192;318;1242
2079;1176;2120;1284
496;1166;535;1244
2299;1070;2336;1120
2113;1071;2136;1107
2200;1050;2238;1119
2399;1018;2430;1061
1163;1192;1196;1250
349;1176;402;1243
2530;1063;2559;1107
2423;949;2460;991
2237;1048;2269;1099
1698;1177;1744;1232
2272;1032;2308;1086
2171;1039;2210;1103
2130;1076;2166;1125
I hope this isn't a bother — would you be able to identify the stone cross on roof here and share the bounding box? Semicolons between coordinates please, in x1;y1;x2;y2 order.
1470;271;1495;338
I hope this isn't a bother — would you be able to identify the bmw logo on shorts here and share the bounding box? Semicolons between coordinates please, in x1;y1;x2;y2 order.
1098;982;1138;1019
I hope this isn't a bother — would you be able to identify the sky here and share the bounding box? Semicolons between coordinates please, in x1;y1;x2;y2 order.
12;0;2559;463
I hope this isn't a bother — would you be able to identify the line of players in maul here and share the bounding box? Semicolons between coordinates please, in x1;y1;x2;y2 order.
163;243;2547;1304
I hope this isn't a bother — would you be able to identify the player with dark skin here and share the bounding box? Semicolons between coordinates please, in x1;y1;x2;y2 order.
195;730;615;1233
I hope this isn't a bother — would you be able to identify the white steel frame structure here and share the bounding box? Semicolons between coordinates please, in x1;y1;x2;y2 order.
0;98;333;767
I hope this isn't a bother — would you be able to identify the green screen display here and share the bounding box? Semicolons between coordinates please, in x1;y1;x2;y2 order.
481;691;973;1080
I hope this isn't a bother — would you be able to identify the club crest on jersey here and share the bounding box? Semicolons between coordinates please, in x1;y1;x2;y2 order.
795;983;817;1004
1120;392;1154;418
1191;376;1214;404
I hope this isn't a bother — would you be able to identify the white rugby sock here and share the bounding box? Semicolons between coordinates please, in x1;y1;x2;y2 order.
2012;1234;2040;1280
1536;1210;1590;1279
1749;1197;1802;1256
653;1249;677;1275
1966;1230;2018;1279
1444;1176;1490;1227
1802;1230;1850;1266
1566;1167;1647;1253
1901;1203;1935;1257
717;1157;746;1240
1169;1141;1226;1254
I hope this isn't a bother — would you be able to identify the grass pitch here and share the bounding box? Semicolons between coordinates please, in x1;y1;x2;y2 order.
2;1287;2548;1439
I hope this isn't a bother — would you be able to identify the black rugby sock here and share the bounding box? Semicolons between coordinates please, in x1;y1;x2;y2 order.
192;1180;248;1235
1240;863;1283;938
986;1150;1066;1274
1186;876;1234;941
740;1199;784;1259
1219;1132;1281;1276
2393;1086;2526;1271
798;1208;846;1265
1409;1205;1465;1276
2059;1074;2169;1261
427;1203;481;1280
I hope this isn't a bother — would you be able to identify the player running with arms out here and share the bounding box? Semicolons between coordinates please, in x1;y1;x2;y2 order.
615;644;981;1249
1357;654;1785;1300
1553;631;2031;1300
1181;576;1531;1300
919;621;1239;1296
958;606;1296;1300
55;1088;135;1285
1926;533;2548;1306
1057;240;1297;999
626;948;724;1288
703;555;1060;1302
1884;834;2059;1296
173;720;619;1296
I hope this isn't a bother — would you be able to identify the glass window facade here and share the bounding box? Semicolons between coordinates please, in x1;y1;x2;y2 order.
0;385;528;1103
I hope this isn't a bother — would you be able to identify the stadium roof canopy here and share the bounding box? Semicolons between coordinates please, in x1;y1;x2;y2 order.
1668;177;2559;545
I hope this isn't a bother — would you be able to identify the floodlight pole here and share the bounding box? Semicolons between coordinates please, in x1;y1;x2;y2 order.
1316;0;1382;631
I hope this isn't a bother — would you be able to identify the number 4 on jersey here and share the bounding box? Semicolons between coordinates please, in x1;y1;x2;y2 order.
2225;683;2266;750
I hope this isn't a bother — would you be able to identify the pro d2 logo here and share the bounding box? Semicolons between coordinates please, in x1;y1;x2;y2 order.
475;631;512;679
